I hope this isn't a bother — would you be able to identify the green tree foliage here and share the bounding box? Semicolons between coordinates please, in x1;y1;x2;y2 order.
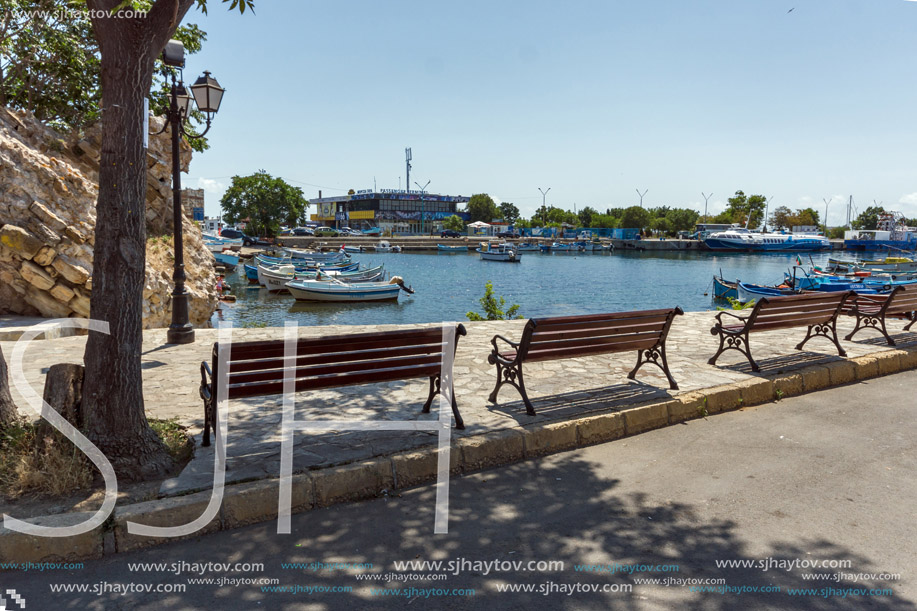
591;214;618;228
498;202;520;224
0;0;209;149
221;171;307;237
466;193;499;223
665;208;700;233
620;206;651;229
769;205;792;230
769;206;819;230
852;206;886;230
651;217;672;235
466;281;522;321
827;226;846;239
442;214;465;232
577;206;598;227
725;191;767;228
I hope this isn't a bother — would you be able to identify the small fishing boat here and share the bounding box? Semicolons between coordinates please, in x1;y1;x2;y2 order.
244;263;260;284
736;282;798;303
213;251;239;269
258;264;385;292
341;245;364;253
825;256;917;274
437;244;467;252
373;240;401;253
712;275;738;300
282;247;350;261
549;242;585;252
515;243;541;252
361;227;382;236
203;234;243;251
285;277;412;302
477;243;521;262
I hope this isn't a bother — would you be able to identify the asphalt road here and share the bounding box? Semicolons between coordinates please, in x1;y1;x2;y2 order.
5;371;916;610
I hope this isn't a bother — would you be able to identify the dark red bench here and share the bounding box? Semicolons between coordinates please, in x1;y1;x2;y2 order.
844;284;917;345
199;325;467;446
708;291;854;372
487;308;683;415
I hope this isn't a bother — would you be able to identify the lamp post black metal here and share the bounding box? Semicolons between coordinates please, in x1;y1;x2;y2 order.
157;40;224;344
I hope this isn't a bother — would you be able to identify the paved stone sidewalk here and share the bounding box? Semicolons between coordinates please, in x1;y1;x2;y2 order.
4;312;915;497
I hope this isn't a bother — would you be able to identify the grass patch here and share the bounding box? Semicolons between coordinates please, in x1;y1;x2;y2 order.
0;418;193;499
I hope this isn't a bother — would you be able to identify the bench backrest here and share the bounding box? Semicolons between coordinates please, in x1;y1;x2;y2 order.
884;284;917;316
518;308;683;362
214;325;465;399
746;291;854;332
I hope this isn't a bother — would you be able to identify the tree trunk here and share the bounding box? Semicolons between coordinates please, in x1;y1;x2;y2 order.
0;346;19;428
81;1;195;480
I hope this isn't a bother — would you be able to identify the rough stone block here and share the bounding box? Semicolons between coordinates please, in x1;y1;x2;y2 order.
32;245;56;267
801;366;831;392
222;474;313;529
898;348;917;370
851;356;879;381
624;403;669;435
577;412;626;443
0;224;42;259
392;448;462;489
114;490;221;553
52;255;90;285
875;351;901;376
50;283;75;303
824;360;857;385
524;420;579;457
459;429;525;472
772;373;804;399
312;458;394;507
0;512;103;563
19;259;55;290
30;200;67;232
733;378;774;406
69;289;91;317
705;385;742;414
24;286;72;318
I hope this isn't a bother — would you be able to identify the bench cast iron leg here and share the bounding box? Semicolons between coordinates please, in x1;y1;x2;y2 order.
487;355;535;416
202;401;211;447
904;313;917;332
421;374;465;429
845;314;893;345
797;320;847;356
708;328;759;372
628;344;679;390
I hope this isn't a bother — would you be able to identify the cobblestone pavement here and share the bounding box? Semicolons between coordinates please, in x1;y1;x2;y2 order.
4;312;914;495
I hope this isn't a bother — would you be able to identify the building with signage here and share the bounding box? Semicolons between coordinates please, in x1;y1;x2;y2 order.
310;189;470;234
181;188;205;222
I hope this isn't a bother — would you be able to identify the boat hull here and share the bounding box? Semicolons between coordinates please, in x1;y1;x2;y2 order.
285;281;401;302
712;275;738;300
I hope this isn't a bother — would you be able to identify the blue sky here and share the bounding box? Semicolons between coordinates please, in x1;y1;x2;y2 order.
182;0;917;226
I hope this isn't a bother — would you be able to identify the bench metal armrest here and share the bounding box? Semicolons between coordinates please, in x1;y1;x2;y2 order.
490;334;520;364
714;310;748;327
200;361;213;403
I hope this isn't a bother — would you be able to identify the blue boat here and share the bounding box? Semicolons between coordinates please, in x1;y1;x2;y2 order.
712;275;738;300
437;244;467;252
704;229;830;252
736;282;798;302
213;251;239;269
244;263;260;283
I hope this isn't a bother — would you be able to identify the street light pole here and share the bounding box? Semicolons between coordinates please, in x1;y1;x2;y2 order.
701;192;713;223
157;40;225;345
415;180;430;234
538;187;551;224
823;197;832;235
636;188;648;208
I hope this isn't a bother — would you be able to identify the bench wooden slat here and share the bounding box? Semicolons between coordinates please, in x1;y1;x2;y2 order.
527;331;664;354
229;354;443;386
224;328;444;361
530;309;678;327
531;320;667;343
524;339;662;362
228;363;442;399
531;313;671;334
227;344;447;373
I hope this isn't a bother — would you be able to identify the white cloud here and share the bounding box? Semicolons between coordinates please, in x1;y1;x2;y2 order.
491;195;503;205
196;177;225;193
899;192;917;206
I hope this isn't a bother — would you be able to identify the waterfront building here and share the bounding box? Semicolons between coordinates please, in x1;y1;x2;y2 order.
181;188;205;221
310;189;470;234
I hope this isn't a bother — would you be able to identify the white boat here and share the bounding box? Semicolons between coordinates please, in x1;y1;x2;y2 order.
515;243;541;252
203;234;242;251
257;263;384;292
476;243;521;262
285;278;407;302
374;240;402;253
282;247;349;261
704;229;830;252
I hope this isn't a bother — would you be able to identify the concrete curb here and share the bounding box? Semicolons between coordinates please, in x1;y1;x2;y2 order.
2;346;915;564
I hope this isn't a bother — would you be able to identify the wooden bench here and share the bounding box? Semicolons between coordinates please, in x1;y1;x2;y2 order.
844;284;917;345
708;291;855;372
199;325;467;446
487;308;683;415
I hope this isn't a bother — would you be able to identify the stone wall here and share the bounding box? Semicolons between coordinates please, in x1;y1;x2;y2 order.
0;107;218;328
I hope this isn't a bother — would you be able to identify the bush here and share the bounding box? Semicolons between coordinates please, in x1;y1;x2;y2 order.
467;281;523;321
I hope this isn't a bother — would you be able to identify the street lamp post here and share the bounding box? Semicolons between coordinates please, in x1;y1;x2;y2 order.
701;192;713;223
157;40;225;345
415;180;430;234
538;187;551;224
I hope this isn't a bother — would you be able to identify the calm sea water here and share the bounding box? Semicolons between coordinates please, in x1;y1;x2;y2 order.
213;250;836;327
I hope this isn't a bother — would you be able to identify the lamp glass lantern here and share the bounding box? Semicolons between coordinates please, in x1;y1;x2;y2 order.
190;70;225;115
174;84;193;118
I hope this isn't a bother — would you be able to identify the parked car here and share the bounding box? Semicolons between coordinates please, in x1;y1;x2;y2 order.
279;228;293;236
219;228;255;246
440;229;462;238
313;226;339;237
292;227;314;236
496;231;520;239
339;227;362;236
